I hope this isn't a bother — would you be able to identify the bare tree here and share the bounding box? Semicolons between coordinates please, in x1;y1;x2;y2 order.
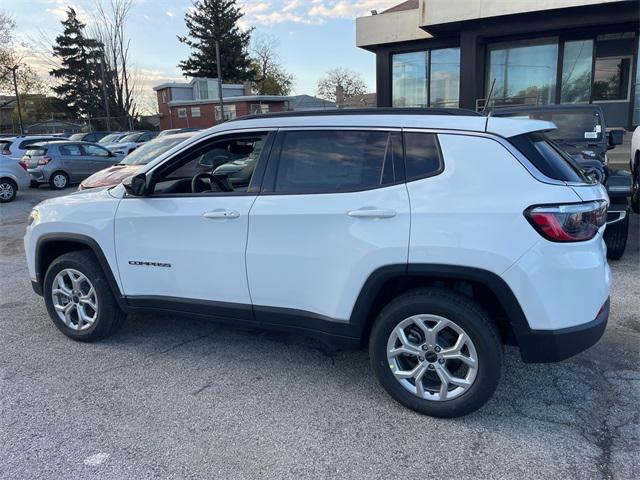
250;34;294;96
91;0;138;123
317;67;367;104
0;11;42;95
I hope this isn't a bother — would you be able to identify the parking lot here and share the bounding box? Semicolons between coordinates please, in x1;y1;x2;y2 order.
1;187;638;480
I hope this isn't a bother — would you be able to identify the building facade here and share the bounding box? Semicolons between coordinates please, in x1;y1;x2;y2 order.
357;0;640;128
154;78;291;130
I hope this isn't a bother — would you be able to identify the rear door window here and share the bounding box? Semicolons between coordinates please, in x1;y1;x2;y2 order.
509;132;589;183
268;130;403;194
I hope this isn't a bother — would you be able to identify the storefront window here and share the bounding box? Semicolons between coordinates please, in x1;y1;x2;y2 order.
592;57;632;101
429;48;461;108
560;40;593;103
393;48;460;108
392;51;428;107
487;38;558;105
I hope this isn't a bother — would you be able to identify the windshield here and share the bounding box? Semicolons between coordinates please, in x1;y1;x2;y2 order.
121;136;188;165
99;134;120;144
119;133;140;143
68;133;85;141
498;110;603;143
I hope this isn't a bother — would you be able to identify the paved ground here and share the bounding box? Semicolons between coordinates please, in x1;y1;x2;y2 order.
1;186;638;480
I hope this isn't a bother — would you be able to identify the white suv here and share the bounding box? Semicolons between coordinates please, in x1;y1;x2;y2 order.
24;110;611;417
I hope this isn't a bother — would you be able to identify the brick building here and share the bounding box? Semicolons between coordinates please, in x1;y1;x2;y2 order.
153;78;292;131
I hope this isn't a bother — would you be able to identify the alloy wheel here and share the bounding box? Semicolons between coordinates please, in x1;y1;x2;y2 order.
53;174;67;188
51;268;98;331
386;314;478;401
0;182;14;200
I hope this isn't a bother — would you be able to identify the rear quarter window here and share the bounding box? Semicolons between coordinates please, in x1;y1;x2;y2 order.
25;147;47;156
404;132;443;181
509;132;588;183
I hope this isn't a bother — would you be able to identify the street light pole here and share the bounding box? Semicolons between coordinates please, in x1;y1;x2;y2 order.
99;54;112;131
215;40;225;123
9;66;24;135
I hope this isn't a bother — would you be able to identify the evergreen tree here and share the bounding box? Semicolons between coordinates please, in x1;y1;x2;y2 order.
50;8;104;119
178;0;253;82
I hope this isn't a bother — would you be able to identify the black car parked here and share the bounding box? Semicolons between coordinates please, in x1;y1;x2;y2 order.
492;104;631;260
68;131;113;143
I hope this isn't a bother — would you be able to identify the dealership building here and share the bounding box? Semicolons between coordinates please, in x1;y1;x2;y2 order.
356;0;639;128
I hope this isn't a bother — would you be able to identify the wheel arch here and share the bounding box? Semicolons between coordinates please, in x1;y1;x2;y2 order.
349;264;530;350
34;233;123;305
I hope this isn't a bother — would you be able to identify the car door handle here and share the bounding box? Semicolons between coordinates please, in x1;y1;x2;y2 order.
203;209;240;219
347;208;396;219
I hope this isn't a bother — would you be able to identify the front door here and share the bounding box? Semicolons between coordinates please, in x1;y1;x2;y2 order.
114;130;273;312
246;129;410;323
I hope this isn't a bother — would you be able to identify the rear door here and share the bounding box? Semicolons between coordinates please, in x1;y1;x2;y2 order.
58;144;89;181
246;128;410;324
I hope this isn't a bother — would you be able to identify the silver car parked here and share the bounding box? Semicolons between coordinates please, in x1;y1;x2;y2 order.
21;141;122;190
0;153;30;202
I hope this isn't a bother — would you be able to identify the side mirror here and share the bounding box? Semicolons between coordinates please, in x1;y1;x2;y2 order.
608;129;624;148
123;173;147;196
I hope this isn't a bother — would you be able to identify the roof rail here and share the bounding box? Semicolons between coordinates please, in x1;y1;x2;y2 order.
230;107;482;122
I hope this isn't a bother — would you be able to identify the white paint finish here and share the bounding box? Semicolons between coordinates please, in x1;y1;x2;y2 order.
114;196;256;302
420;0;625;28
83;452;110;466
502;235;611;330
246;184;411;320
24;188;122;286
485;118;556;138
408;134;583;275
356;9;431;49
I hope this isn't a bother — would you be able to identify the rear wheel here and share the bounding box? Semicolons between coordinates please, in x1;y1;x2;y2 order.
0;178;17;202
49;171;69;190
369;288;503;418
604;214;629;261
43;251;126;341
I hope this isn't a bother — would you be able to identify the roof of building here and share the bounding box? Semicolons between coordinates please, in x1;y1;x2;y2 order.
153;78;245;91
289;94;336;110
167;95;291;107
383;0;418;14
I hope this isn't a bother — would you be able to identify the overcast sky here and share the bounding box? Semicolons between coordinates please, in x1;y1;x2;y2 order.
6;0;400;110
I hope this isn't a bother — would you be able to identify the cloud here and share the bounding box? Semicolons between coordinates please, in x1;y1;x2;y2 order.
45;0;91;24
165;9;175;18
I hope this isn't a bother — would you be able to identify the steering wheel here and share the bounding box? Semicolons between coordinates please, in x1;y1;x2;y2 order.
191;172;233;193
191;172;215;193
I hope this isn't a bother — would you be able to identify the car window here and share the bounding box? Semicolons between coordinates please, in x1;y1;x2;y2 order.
25;146;48;156
122;136;188;166
270;130;403;194
68;134;85;141
99;134;118;144
120;133;140;143
84;133;98;142
82;144;110;157
139;133;156;142
404;132;443;180
150;132;269;195
0;140;12;154
59;144;83;156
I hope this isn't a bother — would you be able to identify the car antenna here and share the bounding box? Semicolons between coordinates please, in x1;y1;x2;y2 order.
483;78;497;132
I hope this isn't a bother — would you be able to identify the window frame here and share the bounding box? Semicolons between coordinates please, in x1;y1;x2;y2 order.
139;129;276;198
261;127;407;196
592;55;633;103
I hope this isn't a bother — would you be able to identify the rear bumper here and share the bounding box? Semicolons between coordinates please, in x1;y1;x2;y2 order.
518;298;609;363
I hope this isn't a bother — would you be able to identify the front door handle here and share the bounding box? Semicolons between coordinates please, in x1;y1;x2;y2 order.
347;208;396;219
203;209;240;219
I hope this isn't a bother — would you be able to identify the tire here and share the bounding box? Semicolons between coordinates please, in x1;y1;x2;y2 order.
29;180;39;188
49;171;69;190
604;214;629;261
632;167;639;214
43;250;126;342
0;178;17;203
369;288;503;418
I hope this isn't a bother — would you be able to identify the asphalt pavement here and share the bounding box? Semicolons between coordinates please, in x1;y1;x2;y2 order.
1;186;638;480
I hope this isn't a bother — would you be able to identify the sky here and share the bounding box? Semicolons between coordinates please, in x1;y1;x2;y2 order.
5;0;401;112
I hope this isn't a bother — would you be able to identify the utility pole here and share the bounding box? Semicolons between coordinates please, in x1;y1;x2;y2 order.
215;40;225;123
9;66;24;135
99;54;112;131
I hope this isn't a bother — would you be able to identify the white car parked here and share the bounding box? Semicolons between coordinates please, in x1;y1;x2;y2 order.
102;131;158;156
631;125;639;213
24;110;611;417
0;135;64;160
0;153;30;202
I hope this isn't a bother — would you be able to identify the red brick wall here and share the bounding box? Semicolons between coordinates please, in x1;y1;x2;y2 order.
161;101;289;131
157;89;172;131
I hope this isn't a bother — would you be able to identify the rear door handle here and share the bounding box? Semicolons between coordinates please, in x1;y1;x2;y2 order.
203;209;240;219
347;208;396;219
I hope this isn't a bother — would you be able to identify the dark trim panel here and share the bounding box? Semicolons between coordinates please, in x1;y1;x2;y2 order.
34;233;124;306
126;295;253;321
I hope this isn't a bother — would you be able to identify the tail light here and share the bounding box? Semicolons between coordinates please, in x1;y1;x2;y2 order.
19;158;28;170
37;155;52;166
524;200;607;242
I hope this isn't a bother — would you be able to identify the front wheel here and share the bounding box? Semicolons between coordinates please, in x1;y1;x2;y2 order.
43;251;126;341
369;288;503;418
